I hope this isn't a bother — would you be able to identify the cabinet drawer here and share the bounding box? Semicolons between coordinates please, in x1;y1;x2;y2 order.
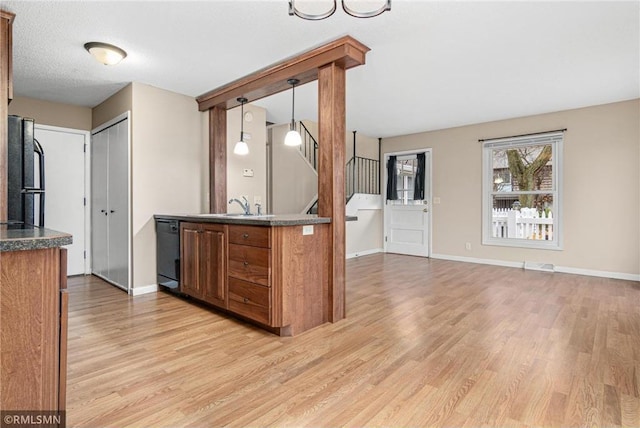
228;225;270;248
228;278;270;325
228;244;270;286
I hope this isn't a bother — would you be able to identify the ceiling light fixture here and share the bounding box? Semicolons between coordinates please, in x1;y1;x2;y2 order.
289;0;391;20
284;79;302;147
84;42;127;65
234;97;250;155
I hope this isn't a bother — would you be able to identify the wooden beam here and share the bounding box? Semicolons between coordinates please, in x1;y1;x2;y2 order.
203;35;369;325
0;10;15;222
317;62;346;322
196;36;370;111
209;106;227;213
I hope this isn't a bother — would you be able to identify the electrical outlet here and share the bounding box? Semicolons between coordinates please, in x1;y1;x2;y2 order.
465;242;472;251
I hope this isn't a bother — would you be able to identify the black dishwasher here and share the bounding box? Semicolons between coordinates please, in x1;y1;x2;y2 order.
156;218;181;293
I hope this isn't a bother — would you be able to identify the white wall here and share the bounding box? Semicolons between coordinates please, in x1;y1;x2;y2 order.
226;103;267;214
383;99;640;279
271;122;318;214
130;82;205;289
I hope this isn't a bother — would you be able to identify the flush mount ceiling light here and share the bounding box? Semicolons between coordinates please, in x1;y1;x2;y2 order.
284;78;302;147
234;97;250;155
289;0;391;20
84;42;127;65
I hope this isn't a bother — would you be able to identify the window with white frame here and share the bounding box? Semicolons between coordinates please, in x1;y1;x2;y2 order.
482;131;563;249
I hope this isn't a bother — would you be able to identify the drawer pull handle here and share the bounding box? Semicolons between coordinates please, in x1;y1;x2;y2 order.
242;233;249;239
243;261;249;266
243;297;249;303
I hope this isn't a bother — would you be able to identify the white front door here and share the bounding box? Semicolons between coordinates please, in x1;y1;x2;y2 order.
34;125;89;275
385;204;429;256
384;150;431;257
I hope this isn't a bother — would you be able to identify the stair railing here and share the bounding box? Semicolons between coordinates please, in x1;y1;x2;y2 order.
298;121;318;170
346;155;380;199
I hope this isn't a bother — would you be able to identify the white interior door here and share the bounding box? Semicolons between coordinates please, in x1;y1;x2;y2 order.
384;151;431;257
91;116;130;291
34;125;89;275
91;128;109;279
107;119;130;289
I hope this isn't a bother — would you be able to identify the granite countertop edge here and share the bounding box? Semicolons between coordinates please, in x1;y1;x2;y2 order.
154;213;333;226
0;225;73;252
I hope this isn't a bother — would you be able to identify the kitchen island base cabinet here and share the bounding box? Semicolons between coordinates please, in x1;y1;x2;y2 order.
180;222;227;308
179;221;329;336
1;247;68;413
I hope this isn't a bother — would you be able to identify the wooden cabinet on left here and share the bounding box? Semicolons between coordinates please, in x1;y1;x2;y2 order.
0;247;68;414
180;222;227;308
1;10;15;221
1;10;14;103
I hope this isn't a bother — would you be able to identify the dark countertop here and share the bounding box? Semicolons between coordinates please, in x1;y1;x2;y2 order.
0;223;73;252
154;213;332;226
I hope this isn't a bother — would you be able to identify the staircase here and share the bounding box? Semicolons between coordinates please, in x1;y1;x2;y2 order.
298;123;380;215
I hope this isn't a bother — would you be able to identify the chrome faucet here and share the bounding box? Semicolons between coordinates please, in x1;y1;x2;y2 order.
229;196;251;215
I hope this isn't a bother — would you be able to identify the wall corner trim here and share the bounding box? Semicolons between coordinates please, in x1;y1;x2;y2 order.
130;284;158;296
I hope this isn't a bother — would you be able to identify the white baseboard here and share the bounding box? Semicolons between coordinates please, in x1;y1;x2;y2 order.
553;266;640;282
130;284;158;296
430;253;640;282
431;253;524;269
347;248;383;259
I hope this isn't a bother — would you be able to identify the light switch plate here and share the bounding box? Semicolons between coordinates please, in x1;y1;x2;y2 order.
243;169;254;177
302;225;314;235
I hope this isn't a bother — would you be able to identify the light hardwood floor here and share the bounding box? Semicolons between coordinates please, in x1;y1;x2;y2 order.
66;254;640;427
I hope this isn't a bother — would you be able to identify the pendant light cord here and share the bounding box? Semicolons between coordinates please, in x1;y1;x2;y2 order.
290;81;296;130
240;99;245;141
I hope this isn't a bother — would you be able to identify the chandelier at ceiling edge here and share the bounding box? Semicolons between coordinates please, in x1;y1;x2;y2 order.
289;0;391;20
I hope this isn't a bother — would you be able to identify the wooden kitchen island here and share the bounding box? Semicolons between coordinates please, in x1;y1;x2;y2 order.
0;222;72;416
154;214;330;336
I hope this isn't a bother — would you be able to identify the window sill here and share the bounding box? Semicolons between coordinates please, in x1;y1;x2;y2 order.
482;237;562;251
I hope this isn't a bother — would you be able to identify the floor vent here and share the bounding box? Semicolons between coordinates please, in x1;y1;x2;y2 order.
524;261;555;272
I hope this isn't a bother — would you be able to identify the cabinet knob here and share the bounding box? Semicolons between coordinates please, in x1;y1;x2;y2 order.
242;233;249;239
243;261;249;266
243;297;249;303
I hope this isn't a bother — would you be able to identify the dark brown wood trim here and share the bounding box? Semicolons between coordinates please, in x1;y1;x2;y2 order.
196;35;370;111
317;62;346;322
0;10;15;222
209;106;227;213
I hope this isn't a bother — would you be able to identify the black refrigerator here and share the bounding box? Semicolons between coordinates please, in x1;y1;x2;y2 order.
7;115;45;226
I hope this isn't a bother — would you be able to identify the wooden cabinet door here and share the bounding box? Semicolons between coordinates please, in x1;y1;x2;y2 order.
201;224;226;308
180;223;201;298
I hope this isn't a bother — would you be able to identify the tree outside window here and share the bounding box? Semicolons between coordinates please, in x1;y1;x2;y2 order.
482;132;563;249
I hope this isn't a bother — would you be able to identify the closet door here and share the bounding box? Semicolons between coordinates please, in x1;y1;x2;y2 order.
107;119;129;289
91;129;109;279
91;115;130;291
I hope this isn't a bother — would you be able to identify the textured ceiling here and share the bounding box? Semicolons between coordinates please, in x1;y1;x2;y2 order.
3;0;639;138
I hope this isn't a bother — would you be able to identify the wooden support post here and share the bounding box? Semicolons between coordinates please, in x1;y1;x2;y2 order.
209;106;227;213
0;11;15;222
318;62;346;322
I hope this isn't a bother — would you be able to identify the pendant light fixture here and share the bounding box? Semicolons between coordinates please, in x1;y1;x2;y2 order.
284;78;302;147
289;0;391;20
233;97;249;155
